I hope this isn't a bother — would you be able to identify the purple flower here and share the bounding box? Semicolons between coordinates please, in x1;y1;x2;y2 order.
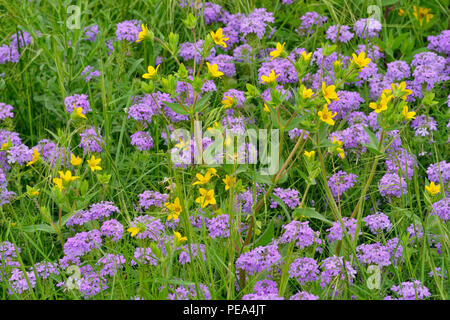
289;257;319;285
207;54;236;77
115;20;141;42
297;12;327;36
63;230;102;259
353;18;382;39
385;149;417;180
327;217;359;242
178;244;206;264
270;188;300;209
222;89;246;108
431;198;449;221
206;214;230;239
130;131;154;151
235;243;282;275
378;173;407;198
327;171;358;199
364;212;391;234
0;103;14;120
410;115;437;137
131;247;158;266
328;90;364;119
240;8;274;39
386;280;430;300
386;237;403;264
253;279;278;295
320;256;357;289
288;128;309;140
84;25;99;42
138;191;168;210
77;265;108;298
179;40;215;64
100;219;124;242
97;254;125;277
79;127;104;153
427;30;450;55
6;144;32;165
326;25;354;43
279;221;322;250
290;291;319;300
356;242;391;267
129;215;165;240
233;44;252;62
0;44;20;64
167;283;211;300
427;161;450;185
385;61;410;81
81;66;101;82
64;94;91;114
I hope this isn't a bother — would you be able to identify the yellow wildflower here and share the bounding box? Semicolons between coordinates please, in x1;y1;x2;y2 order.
195;188;217;208
70;154;82;166
425;182;441;195
318;104;337;126
87;155;102;172
26;148;40;166
206;62;224;78
352;51;371;69
210;28;229;48
260;70;280;84
222;174;236;191
142;65;160;79
321;82;339;104
270;42;285;60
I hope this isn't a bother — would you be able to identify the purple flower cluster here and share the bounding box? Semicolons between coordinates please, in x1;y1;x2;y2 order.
81;66;101;82
326;25;354;43
0;102;14;120
167;283;211;300
410;115;438;137
290;291;319;300
427;30;450;55
353;18;382;39
431;198;449;221
138;190;169;210
271;188;300;209
129;215;165;240
279;221;322;250
320;256;357;289
130;131;154;151
289;257;319;285
100;219;124;242
427;161;450;185
179;40;216;64
297;12;327;36
356;242;392;267
79;127;104;153
67;201;119;227
178;243;206;264
235;243;282;275
385;280;430;300
364;212;391;234
97;254;126;277
385;149;417;180
115;20;141;42
64;94;90;115
328;90;364;119
378;173;407;198
207;214;230;239
327;217;359;242
0;30;35;65
63;230;103;261
84;25;99;42
328;171;358;199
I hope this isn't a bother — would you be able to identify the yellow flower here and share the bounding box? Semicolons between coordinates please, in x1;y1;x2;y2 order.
391;81;412;100
425;182;441;195
87;155;102;172
53;178;64;191
333;60;341;67
398;8;405;16
222;174;236;191
127;227;141;237
321;82;339;104
263;103;271;112
74;106;87;119
302;87;314;99
26;148;40;166
301;51;312;62
413;6;433;26
369;102;387;114
304;150;315;159
173;231;187;242
195;188;217;208
222;96;234;109
192;173;212;185
142;65;160;79
210;28;229;48
1;142;11;151
332;137;345;159
206;62;224;78
318;104;337;126
165;197;182;220
70;154;82;166
260;70;280;84
206;168;219;177
58;170;79;183
136;24;149;43
352;51;371;69
402;105;416;120
270;42;285;60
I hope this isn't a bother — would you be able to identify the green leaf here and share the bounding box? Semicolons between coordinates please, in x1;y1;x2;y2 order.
22;224;56;234
194;92;213;113
362;126;383;155
293;207;333;225
163;101;190;115
254;219;274;247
